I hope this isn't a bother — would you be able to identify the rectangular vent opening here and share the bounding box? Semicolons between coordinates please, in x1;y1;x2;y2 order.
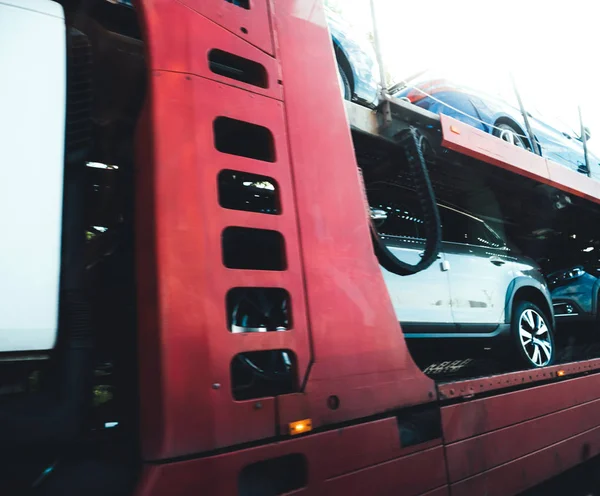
222;227;286;271
218;170;280;215
227;288;291;332
238;454;308;495
225;0;249;9
209;49;266;87
214;117;275;163
231;350;297;401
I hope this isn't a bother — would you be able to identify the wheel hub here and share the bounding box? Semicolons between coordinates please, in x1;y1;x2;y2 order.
519;309;552;367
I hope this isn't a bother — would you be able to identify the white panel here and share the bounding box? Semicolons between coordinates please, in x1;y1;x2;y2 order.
0;0;66;352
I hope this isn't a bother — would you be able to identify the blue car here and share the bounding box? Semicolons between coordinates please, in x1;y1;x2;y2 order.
549;265;600;324
325;7;379;107
392;74;599;178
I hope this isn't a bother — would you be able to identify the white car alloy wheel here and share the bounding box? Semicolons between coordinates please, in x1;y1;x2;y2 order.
518;308;553;367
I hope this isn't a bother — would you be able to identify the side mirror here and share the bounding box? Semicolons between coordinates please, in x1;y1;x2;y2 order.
584;127;592;141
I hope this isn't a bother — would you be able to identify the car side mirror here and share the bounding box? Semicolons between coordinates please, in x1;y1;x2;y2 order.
584;127;592;141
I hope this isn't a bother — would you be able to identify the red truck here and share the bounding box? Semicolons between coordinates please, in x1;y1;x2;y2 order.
3;0;600;494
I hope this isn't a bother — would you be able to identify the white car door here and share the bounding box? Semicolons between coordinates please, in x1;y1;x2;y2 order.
439;205;515;327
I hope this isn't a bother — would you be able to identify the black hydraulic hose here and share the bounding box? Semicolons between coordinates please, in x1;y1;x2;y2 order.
370;127;441;276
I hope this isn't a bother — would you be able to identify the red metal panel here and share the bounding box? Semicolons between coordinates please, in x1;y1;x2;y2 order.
135;419;446;496
437;358;600;400
441;373;600;444
546;158;600;202
179;0;274;56
323;446;447;496
273;0;436;429
138;0;281;100
440;114;550;181
135;71;311;459
446;397;600;482
136;0;435;464
450;425;600;496
419;488;449;496
440;114;600;205
279;371;436;433
317;418;441;479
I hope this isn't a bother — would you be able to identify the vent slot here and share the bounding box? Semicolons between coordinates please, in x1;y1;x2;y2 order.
227;288;291;332
218;170;280;215
214;117;275;163
209;49;266;88
225;0;249;9
231;350;297;401
222;227;286;271
238;454;308;495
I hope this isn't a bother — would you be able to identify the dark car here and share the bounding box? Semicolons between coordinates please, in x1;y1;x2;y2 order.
549;265;600;323
392;73;599;178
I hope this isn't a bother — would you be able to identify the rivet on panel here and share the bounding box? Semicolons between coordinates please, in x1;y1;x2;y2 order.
212;383;221;390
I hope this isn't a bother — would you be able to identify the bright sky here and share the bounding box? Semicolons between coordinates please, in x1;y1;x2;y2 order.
329;0;600;151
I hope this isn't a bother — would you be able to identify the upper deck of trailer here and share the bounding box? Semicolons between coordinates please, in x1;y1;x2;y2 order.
347;97;600;207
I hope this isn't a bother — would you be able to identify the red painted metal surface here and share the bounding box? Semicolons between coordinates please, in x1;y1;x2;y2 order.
135;418;446;496
441;373;600;444
179;0;274;56
322;446;446;496
316;418;441;480
135;0;311;458
138;0;281;100
420;486;450;496
441;114;600;204
136;68;312;458
446;397;600;483
437;357;600;400
450;425;600;496
135;0;434;465
273;0;435;429
441;373;600;495
419;488;450;496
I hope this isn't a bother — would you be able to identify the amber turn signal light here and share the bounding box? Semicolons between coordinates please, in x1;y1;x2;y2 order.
289;419;312;436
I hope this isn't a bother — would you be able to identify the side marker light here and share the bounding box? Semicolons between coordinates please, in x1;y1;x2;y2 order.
289;419;312;436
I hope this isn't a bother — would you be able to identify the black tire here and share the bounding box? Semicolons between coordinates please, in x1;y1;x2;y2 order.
337;63;351;101
511;300;555;368
493;122;530;150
